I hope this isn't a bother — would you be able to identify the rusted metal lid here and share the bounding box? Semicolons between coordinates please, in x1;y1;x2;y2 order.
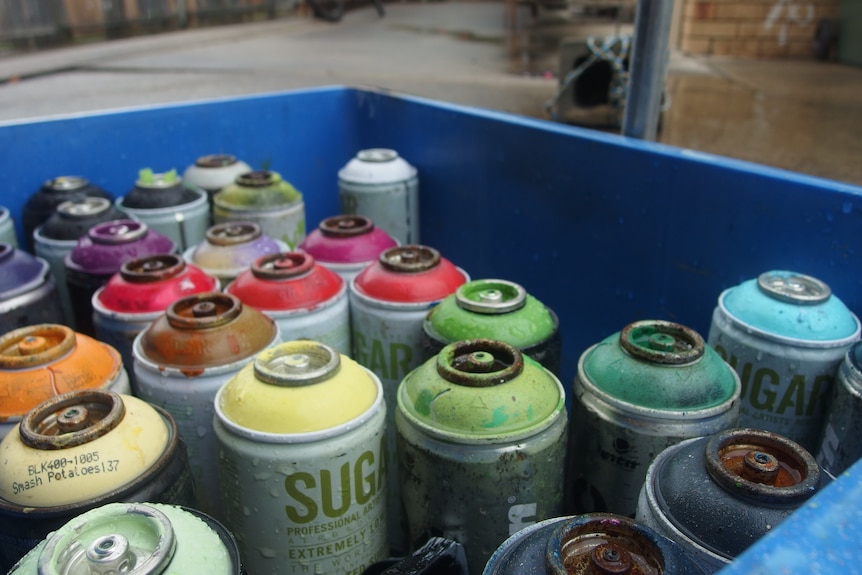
319;215;374;238
205;222;262;246
195;154;239;168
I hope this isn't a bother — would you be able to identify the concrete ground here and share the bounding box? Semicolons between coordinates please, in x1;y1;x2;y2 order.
0;1;860;186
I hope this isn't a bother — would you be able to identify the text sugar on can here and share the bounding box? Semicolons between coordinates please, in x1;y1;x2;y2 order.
0;244;66;334
338;148;419;246
567;320;741;518
707;270;861;452
212;169;305;250
397;339;568;575
133;291;280;520
422;278;562;376
349;244;469;554
225;251;351;356
298;214;399;285
64;219;176;337
183;221;286;289
636;428;826;573
483;513;708;575
8;502;242;575
213;340;388;575
0;389;196;571
92;253;219;390
0;323;130;441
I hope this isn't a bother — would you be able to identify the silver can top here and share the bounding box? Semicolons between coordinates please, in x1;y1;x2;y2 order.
455;279;526;315
254;341;341;387
45;176;88;192
205;221;262;246
357;148;399;163
56;197;112;219
757;271;831;305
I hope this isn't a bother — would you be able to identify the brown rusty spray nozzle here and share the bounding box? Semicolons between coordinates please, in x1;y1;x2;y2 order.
589;543;634;574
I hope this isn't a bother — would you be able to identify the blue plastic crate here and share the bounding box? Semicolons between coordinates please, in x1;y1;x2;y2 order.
1;86;860;572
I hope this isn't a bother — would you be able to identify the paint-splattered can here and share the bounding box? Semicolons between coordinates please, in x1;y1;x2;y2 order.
92;254;219;388
183;221;286;288
133;292;280;519
33;197;125;329
707;270;860;452
483;513;707;575
362;537;469;575
0;207;18;249
21;176;113;252
226;251;350;355
0;323;130;440
0;244;66;334
350;245;468;553
9;502;242;575
299;215;399;285
568;320;740;518
339;149;419;245
422;278;561;376
397;339;567;574
816;340;862;476
0;389;196;570
636;428;826;573
64;220;176;337
116;168;209;253
213;170;305;250
183;153;253;216
214;341;388;575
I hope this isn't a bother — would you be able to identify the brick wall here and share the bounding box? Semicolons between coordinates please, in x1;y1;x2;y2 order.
677;0;838;58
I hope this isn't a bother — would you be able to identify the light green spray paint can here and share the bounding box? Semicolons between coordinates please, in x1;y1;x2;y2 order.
396;339;568;575
214;341;388;575
9;502;241;574
567;320;741;519
213;170;305;250
422;278;561;375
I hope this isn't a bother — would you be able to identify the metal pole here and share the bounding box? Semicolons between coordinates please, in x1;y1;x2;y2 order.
621;0;675;141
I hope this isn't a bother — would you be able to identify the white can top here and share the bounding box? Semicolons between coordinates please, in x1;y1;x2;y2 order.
338;148;417;184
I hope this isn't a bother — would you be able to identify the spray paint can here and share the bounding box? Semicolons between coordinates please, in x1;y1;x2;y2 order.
362;538;469;575
298;215;399;285
568;320;741;518
33;197;125;329
397;339;567;574
484;513;707;575
226;251;350;355
21;176;113;252
64;220;176;337
214;341;388;575
9;502;242;575
183;153;253;217
0;323;130;440
183;221;286;288
707;270;860;452
92;254;219;384
339;149;419;245
816;340;862;476
636;428;826;573
116;168;209;253
213;170;305;250
0;389;196;570
422;278;561;375
0;207;18;248
0;244;66;334
350;245;468;552
133;292;280;519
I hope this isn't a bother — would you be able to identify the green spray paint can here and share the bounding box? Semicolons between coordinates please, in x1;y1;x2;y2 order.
396;339;568;575
9;502;241;574
213;170;306;250
214;341;388;575
422;278;561;375
567;320;741;518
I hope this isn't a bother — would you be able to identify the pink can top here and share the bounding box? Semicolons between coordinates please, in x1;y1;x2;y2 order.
95;254;219;314
299;215;398;264
226;252;344;310
353;245;468;303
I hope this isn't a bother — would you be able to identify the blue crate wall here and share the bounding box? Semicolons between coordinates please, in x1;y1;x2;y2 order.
348;89;862;382
0;86;360;243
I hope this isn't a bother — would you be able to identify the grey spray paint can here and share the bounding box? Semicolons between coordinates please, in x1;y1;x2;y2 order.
816;340;862;476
